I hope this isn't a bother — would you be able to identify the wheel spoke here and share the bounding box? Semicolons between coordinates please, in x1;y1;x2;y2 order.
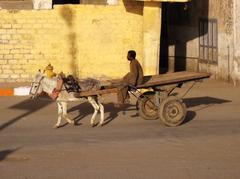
159;96;187;127
138;92;158;120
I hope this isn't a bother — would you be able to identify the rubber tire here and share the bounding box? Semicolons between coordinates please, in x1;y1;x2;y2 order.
137;91;158;120
158;96;187;127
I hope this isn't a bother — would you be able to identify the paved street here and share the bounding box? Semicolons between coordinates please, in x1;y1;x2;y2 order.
0;79;240;179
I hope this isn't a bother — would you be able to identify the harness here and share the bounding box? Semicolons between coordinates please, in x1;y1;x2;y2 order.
31;75;99;100
50;78;63;100
30;76;64;100
62;75;81;93
29;76;45;97
50;75;80;100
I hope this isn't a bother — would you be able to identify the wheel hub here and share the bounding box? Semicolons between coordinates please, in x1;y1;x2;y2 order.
167;105;179;118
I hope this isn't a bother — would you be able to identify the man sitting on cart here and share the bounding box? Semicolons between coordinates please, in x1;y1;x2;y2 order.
117;50;144;105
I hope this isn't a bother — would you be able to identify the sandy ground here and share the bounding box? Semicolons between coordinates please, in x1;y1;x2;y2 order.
0;79;240;179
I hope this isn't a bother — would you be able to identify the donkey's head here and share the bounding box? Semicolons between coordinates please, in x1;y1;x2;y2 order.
29;70;45;98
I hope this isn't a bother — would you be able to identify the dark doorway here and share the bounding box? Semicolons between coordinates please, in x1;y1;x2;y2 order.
159;1;209;73
160;3;169;74
160;2;189;73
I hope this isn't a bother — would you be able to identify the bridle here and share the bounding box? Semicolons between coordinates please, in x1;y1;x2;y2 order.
30;76;45;97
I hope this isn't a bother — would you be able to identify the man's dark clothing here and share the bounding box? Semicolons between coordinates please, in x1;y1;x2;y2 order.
117;59;144;104
123;59;143;86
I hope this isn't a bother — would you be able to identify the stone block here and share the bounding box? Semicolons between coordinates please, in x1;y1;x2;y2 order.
4;45;14;50
24;54;34;59
10;49;20;54
6;29;17;34
1;65;10;69
21;74;30;78
12;24;22;29
22;24;33;29
8;59;18;64
14;69;24;74
4;54;13;59
10;74;20;79
0;60;7;64
2;24;12;29
3;69;13;74
0;49;10;54
13;54;24;59
1;34;11;40
0;29;7;34
0;74;10;78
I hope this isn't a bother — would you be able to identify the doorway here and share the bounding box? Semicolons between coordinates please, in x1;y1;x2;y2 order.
160;3;169;74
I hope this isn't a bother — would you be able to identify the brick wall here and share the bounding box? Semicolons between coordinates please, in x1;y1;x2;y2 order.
0;2;144;82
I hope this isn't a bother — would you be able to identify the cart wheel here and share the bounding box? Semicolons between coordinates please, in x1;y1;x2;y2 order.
137;91;158;120
158;96;186;127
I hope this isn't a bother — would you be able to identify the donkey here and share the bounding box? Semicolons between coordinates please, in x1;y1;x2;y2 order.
30;71;104;128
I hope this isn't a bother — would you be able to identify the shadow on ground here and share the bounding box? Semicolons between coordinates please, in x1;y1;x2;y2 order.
0;98;52;132
0;147;20;162
181;96;231;125
182;110;196;125
183;96;231;110
67;96;231;126
68;102;136;126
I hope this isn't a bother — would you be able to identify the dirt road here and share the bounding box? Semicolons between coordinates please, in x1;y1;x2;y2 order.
0;79;240;179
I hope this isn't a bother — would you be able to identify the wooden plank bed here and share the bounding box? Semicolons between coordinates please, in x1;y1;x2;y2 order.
76;71;210;97
137;71;210;88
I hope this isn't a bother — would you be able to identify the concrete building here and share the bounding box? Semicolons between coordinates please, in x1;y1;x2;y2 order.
1;0;239;84
161;0;240;83
0;0;189;82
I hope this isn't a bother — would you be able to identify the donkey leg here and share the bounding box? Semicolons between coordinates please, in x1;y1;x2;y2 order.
88;97;99;127
234;79;237;86
62;102;74;125
98;100;104;126
54;102;63;128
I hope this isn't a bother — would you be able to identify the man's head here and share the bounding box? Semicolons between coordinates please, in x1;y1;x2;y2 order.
127;50;136;61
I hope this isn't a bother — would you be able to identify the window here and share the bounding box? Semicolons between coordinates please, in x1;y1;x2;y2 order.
199;18;218;64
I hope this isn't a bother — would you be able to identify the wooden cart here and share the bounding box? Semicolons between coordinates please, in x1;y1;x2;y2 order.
75;71;211;127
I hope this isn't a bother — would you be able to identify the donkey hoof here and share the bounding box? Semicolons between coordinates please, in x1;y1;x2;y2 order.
53;125;60;129
67;120;74;124
97;122;104;127
91;123;97;127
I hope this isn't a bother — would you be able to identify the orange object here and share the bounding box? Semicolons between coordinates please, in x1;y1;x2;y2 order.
0;89;14;96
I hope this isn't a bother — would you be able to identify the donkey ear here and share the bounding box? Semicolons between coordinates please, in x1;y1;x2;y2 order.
38;69;41;73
